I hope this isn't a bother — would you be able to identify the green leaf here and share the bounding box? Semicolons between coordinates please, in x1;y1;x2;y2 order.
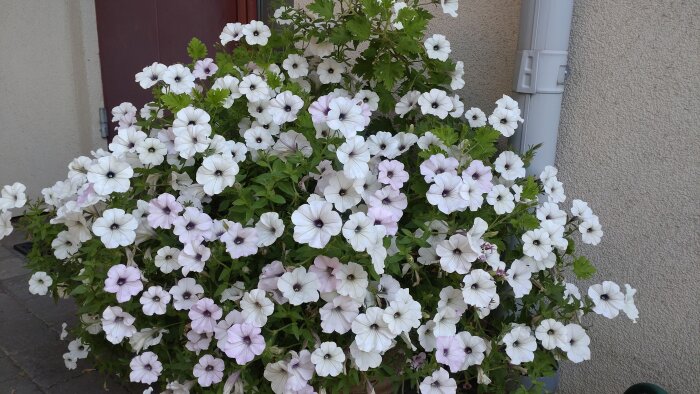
205;88;230;107
346;16;372;41
360;0;382;17
520;176;541;201
469;126;501;160
161;93;192;111
573;256;596;279
430;125;458;147
510;213;540;231
308;0;334;20
329;27;352;46
187;37;207;61
374;55;403;90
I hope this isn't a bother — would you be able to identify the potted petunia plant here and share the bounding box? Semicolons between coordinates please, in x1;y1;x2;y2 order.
1;0;639;393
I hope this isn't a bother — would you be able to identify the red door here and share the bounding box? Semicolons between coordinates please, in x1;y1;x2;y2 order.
95;0;258;140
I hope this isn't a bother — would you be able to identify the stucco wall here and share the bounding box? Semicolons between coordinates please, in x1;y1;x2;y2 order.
0;0;105;201
556;1;700;392
294;0;699;392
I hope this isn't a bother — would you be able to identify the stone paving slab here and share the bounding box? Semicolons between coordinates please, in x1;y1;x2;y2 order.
0;231;137;393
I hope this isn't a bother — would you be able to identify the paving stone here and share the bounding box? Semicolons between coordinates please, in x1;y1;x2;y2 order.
0;256;30;280
4;377;44;394
0;292;57;356
48;370;134;394
0;353;24;383
8;340;84;389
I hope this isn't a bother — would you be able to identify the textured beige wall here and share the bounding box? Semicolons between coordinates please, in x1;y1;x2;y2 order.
294;0;700;392
0;0;105;201
556;1;700;392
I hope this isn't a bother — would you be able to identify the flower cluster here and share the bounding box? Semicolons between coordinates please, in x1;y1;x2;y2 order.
12;1;638;393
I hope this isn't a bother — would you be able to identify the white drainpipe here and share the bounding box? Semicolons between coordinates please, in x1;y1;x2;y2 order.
511;0;575;176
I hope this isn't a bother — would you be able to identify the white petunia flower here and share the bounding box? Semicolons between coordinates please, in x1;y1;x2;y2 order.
342;212;383;253
51;230;81;260
383;297;422;335
212;75;242;109
282;54;309;79
349;341;382;371
0;182;26;211
154;246;181;273
277;267;319;305
352;307;395;352
196;154;239;196
494;151;526;180
28;271;53;295
334;262;369;300
140;286;171;316
269;91;304;124
571;199;594;221
436;234;479;274
220;22;244;45
310;342;345;377
323;171;363;212
426;173;468;214
535;319;569;350
522;228;552;261
544;178;566;203
588;281;625;319
291;201;342;248
579;216;603;245
506;259;532;298
502;326;536;365
486;184;515;214
456;331;487;369
465;107;487;128
326;97;366;137
135;62;167;89
135;138;167;166
537;202;568;226
239;74;270;102
562;324;591;363
441;0;459;17
244;126;274;150
162;64;195;94
87;156;133;196
240;289;274;327
450;60;465;90
424;34;451;61
488;107;523;137
317;58;346;84
623;284;639;323
337;136;371;179
395;91;421;118
0;211;11;240
101;306;136;344
462;269;496;308
419;367;457;394
320;296;360;334
242;20;271;45
418;89;453;119
92;208;138;248
173;125;211;159
255;212;285;247
129;352;162;384
169;278;204;311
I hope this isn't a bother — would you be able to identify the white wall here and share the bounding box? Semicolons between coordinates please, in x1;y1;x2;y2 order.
0;0;105;201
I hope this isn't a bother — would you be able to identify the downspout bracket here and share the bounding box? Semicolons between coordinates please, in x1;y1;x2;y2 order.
514;49;569;94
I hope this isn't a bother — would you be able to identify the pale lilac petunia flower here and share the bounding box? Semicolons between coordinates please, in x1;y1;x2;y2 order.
462;160;493;193
308;255;341;293
377;160;409;190
104;264;143;303
223;323;266;365
220;221;259;258
189;298;223;334
193;58;218;80
193;355;224;387
173;207;212;244
435;335;467;373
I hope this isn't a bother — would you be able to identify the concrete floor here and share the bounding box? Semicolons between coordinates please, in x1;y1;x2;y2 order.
0;230;134;393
